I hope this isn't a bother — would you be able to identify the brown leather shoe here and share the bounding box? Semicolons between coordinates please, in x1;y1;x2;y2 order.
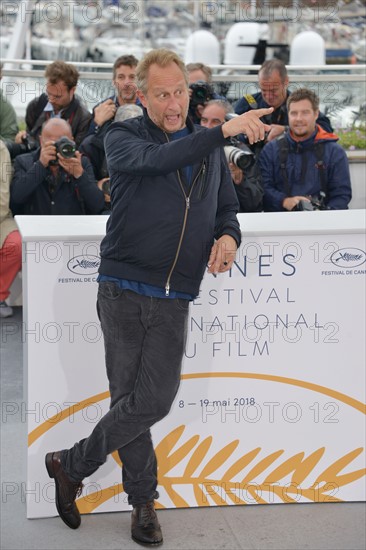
131;501;163;546
45;451;83;529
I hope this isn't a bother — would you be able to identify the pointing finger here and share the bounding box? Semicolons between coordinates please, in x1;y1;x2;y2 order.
255;107;274;118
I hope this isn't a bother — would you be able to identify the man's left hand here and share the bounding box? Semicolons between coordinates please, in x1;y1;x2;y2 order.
229;162;243;185
58;151;84;179
207;235;237;274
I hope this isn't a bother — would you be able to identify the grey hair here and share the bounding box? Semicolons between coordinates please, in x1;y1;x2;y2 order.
114;104;143;122
259;59;288;81
204;99;234;116
136;48;188;95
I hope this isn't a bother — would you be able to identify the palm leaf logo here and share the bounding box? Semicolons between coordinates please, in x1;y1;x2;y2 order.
76;425;366;512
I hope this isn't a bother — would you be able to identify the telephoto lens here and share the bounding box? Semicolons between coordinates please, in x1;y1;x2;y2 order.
224;143;255;172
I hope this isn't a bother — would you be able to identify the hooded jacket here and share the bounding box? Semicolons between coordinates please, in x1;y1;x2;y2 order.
258;125;352;211
100;110;241;297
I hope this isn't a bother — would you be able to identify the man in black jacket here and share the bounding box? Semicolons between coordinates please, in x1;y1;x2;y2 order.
11;118;105;216
87;54;140;136
45;49;272;546
13;61;91;152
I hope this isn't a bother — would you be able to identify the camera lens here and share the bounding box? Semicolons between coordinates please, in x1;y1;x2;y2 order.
194;87;207;100
224;145;254;172
55;137;76;159
189;81;214;107
60;143;76;158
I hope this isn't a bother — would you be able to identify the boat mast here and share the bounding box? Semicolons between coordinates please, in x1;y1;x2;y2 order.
4;0;35;70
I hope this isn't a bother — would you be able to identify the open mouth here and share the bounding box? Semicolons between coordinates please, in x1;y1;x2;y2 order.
166;115;180;124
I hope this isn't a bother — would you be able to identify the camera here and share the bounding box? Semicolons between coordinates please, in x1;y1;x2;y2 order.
224;137;255;172
101;178;111;195
295;194;326;211
49;136;76;165
6;133;38;160
189;80;214;107
225;113;270;144
22;133;38;151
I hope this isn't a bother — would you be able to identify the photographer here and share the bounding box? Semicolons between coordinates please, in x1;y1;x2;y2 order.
80;104;144;211
258;88;352;212
8;61;91;160
235;59;333;142
87;54;139;136
201;100;264;212
186;62;224;124
10;119;105;216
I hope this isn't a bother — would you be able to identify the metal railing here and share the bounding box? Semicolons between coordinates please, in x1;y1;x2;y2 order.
2;58;366;80
1;59;365;129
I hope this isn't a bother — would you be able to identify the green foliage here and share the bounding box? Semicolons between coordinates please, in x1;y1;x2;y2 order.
337;126;366;151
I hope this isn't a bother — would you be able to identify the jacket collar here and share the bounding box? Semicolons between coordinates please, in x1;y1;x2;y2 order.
288;124;338;148
142;107;196;139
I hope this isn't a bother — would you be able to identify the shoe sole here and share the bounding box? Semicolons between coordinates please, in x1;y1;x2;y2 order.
131;535;163;547
45;453;81;530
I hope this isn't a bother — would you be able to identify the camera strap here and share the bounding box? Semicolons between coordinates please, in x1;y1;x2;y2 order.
29;94;77;137
244;95;258;109
277;137;327;198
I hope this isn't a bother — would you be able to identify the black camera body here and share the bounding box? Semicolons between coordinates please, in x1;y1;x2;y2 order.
22;133;38;151
224;137;255;172
189;80;214;107
49;136;76;165
101;178;111;195
6;133;38;159
296;194;326;211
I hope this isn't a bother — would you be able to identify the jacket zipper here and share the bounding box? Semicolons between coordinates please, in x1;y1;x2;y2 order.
163;132;204;296
197;160;207;200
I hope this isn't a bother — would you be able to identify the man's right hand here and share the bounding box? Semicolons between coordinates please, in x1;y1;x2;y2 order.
283;196;311;211
222;107;273;144
94;99;117;127
40;141;57;167
15;130;27;144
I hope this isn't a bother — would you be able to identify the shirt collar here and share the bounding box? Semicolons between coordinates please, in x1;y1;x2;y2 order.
44;101;63;118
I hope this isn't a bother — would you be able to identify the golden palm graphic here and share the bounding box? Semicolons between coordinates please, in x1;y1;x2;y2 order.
76;425;366;513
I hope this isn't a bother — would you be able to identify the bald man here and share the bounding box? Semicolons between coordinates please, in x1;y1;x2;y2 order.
11;118;105;216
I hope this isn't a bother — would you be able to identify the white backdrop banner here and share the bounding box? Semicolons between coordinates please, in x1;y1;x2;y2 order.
14;219;365;518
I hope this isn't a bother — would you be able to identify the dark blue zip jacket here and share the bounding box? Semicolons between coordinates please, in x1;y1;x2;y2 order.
100;109;241;296
258;126;352;211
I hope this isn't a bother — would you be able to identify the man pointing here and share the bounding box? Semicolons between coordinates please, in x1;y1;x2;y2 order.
46;49;272;547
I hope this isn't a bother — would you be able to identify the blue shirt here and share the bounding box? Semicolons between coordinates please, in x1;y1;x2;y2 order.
97;275;195;301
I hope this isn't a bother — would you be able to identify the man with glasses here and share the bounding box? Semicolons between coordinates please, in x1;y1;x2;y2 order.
13;60;91;152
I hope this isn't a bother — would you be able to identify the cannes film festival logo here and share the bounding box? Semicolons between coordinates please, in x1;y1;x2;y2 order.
330;248;366;268
67;255;101;275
